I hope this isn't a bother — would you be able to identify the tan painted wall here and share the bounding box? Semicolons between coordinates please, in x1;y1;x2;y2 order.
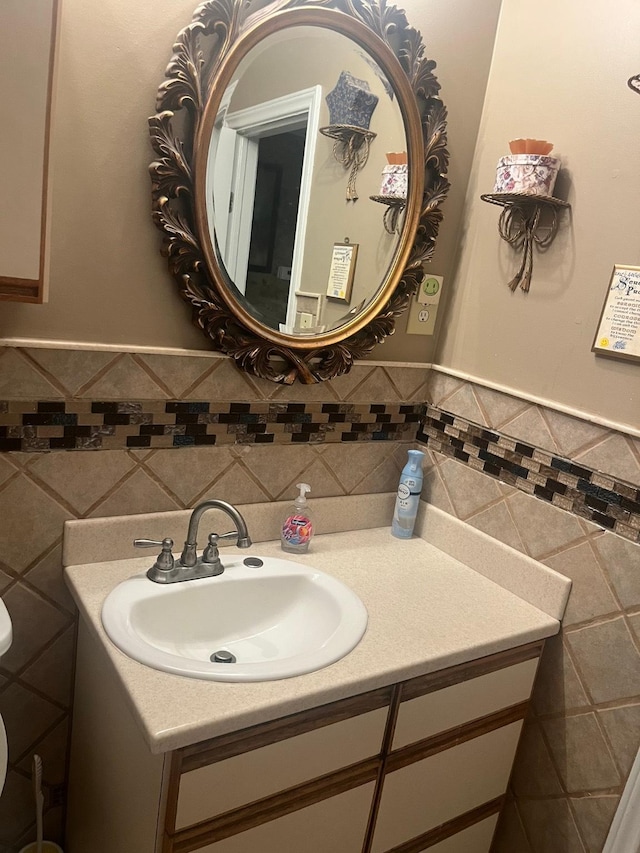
0;0;501;363
435;0;640;431
0;0;55;280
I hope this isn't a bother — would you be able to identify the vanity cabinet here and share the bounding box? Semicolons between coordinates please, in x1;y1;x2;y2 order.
66;623;543;853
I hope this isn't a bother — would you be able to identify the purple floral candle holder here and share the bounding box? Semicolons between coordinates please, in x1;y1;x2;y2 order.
494;154;560;196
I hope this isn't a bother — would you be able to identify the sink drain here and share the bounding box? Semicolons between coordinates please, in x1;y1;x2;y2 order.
210;649;236;664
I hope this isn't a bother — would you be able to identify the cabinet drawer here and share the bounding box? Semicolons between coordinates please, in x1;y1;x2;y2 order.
372;721;522;852
176;707;387;829
189;782;376;853
393;657;538;749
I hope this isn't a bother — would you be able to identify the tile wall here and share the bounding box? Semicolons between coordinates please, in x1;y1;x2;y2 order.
423;371;640;853
0;346;426;852
1;345;638;853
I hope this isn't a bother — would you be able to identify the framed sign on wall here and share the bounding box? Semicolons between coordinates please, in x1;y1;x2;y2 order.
592;265;640;363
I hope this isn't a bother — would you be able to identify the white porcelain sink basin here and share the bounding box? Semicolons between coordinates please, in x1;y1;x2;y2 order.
101;555;367;682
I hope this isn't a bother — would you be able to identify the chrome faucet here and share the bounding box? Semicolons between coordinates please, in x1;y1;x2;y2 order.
134;499;252;584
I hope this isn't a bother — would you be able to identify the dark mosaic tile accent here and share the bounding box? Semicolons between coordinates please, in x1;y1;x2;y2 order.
417;405;640;544
0;400;423;453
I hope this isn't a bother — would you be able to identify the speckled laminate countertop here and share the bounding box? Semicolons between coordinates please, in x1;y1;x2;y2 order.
65;525;563;754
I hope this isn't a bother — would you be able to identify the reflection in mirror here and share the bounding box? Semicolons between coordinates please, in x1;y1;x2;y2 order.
205;26;406;335
150;0;449;384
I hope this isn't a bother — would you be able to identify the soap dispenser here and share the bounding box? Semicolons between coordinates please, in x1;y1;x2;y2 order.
281;483;313;553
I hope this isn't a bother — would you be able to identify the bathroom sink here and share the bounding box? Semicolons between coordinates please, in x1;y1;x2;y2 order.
101;555;367;682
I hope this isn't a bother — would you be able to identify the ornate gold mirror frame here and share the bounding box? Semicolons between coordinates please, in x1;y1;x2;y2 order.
150;0;449;384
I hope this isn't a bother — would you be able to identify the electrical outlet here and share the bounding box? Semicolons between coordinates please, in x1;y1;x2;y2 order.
407;274;443;335
298;312;314;329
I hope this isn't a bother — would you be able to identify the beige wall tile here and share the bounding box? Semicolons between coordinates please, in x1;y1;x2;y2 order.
238;444;316;499
439;383;486;424
0;770;33;844
78;354;169;400
543;409;609;458
320;443;398;494
0;349;64;399
593;533;640;609
29;450;135;514
23;545;76;614
597;703;640;777
575;434;640;487
531;634;589;717
17;716;70;787
570;796;618;853
21;626;76;707
422;466;454;515
501;407;559;454
491;797;533;853
88;468;180;517
136;353;218;397
143;446;235;506
340;366;402;403
197;465;270;506
466;501;526;552
506;490;585;559
566;617;640;704
511;721;564;797
0;476;73;572
186;359;266;401
544;542;618;627
542;713;620;792
277;457;344;501
1;583;71;673
518;798;587;853
383;366;430;400
474;385;530;429
437;457;503;519
428;371;465;406
323;365;376;401
2;682;65;761
352;451;405;495
25;348;118;395
0;456;18;488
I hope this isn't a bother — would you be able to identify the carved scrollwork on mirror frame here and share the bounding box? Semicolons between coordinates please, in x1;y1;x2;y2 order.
149;0;450;384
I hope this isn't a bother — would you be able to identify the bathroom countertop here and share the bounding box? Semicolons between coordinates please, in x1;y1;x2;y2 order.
65;525;563;754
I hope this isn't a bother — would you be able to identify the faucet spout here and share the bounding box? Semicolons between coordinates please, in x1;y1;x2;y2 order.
180;499;252;567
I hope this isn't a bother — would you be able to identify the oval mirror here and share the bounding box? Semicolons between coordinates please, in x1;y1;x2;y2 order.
150;0;449;384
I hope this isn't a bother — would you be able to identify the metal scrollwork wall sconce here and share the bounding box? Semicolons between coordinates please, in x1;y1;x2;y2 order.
480;192;570;292
481;141;570;292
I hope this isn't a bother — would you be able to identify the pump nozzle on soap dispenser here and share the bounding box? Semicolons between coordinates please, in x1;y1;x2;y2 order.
281;483;313;553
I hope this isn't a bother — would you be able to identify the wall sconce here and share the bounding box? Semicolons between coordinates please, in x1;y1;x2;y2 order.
320;71;378;201
481;141;570;292
370;152;407;234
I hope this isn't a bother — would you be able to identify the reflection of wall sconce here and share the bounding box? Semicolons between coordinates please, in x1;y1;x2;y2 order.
320;71;378;201
370;153;407;234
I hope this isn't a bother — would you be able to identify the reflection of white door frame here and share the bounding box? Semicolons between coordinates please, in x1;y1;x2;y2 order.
222;86;322;323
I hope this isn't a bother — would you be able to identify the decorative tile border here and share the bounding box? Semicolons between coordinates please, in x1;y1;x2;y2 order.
0;400;423;451
418;405;640;544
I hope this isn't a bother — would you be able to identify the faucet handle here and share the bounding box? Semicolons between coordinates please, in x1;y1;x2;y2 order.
134;538;175;574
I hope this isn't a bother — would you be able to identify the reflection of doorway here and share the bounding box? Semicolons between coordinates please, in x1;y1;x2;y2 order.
211;86;321;328
245;132;305;328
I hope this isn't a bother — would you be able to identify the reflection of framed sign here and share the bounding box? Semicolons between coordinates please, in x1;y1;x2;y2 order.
326;242;358;302
592;265;640;363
